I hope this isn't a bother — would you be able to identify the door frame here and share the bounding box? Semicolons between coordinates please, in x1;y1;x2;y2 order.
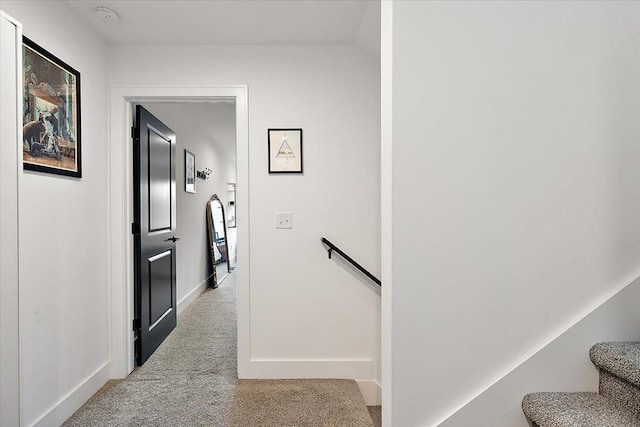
109;86;250;378
0;10;23;426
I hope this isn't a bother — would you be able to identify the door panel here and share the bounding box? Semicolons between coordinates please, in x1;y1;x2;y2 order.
149;250;173;327
148;126;172;231
134;105;177;365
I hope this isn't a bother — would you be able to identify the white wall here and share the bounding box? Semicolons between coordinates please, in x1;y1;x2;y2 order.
109;44;381;399
441;277;640;426
355;0;381;62
386;1;640;425
0;1;110;425
1;10;22;427
143;102;237;312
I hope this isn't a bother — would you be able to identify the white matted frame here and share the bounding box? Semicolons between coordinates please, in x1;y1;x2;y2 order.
109;86;250;378
268;128;303;173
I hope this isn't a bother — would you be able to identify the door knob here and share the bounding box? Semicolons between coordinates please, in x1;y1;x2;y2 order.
165;236;180;242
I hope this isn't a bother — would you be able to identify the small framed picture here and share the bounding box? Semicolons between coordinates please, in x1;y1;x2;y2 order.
22;36;81;178
268;128;303;174
185;149;195;193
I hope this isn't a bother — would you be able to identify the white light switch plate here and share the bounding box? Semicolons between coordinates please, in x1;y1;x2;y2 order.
276;212;292;229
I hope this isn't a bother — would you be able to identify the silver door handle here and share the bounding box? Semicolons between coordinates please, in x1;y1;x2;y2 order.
165;236;180;243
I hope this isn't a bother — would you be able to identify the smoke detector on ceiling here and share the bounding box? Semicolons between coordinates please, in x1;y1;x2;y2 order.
94;6;120;25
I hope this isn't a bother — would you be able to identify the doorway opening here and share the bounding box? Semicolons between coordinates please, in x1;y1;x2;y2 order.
108;86;250;379
142;100;237;283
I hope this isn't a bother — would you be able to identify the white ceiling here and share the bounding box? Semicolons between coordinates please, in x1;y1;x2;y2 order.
62;0;379;50
60;0;379;168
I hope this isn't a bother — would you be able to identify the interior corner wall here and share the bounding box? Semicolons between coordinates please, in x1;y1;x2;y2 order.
108;44;381;394
143;102;237;312
388;1;640;426
0;1;110;425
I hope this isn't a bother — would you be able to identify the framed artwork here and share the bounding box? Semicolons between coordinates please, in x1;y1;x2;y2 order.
268;128;303;173
185;149;196;193
22;36;81;178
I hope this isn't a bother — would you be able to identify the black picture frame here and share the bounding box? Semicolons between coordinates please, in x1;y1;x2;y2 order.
22;36;82;178
185;149;196;193
268;128;303;174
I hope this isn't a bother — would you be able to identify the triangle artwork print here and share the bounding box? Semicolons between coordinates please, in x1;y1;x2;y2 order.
268;128;303;173
276;133;296;161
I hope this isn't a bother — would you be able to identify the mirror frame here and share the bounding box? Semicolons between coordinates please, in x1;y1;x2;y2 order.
206;194;231;288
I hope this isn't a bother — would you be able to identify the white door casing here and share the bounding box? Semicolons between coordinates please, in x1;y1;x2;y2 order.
108;87;250;378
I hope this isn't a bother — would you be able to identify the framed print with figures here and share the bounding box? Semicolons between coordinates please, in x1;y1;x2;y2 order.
22;36;81;178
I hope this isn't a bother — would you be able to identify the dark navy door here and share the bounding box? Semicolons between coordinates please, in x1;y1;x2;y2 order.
133;105;178;365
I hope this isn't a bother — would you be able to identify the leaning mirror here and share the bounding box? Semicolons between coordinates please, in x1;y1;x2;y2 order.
206;194;230;288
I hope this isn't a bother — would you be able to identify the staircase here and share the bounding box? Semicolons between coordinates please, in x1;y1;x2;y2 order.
522;342;640;426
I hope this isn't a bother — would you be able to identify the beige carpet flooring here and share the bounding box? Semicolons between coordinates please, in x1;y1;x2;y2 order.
64;271;377;426
367;406;381;426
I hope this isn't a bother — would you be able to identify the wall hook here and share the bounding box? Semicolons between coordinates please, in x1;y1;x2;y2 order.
197;168;212;180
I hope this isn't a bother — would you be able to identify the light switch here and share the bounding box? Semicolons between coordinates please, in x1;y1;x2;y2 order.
276;212;292;229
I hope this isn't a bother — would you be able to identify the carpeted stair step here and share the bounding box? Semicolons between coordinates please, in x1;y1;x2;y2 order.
590;342;640;416
522;392;640;427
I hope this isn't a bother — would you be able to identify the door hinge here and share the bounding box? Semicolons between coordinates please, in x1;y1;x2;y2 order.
131;222;140;235
133;318;140;331
131;126;136;139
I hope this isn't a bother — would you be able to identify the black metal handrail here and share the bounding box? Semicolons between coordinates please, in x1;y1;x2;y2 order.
321;238;381;286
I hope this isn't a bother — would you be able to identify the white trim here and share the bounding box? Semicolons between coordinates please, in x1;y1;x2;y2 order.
0;10;22;427
108;86;250;380
234;88;251;378
217;271;230;285
245;359;373;379
356;380;382;406
30;361;110;427
380;1;393;426
176;275;212;316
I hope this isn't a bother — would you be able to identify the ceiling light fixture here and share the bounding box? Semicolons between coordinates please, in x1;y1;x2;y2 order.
94;6;120;25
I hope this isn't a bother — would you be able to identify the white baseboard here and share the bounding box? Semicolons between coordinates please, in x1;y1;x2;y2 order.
217;271;230;285
356;380;382;406
244;359;373;380
30;361;110;427
177;275;212;316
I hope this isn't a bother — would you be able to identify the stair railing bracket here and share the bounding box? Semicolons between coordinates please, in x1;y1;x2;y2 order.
321;237;381;286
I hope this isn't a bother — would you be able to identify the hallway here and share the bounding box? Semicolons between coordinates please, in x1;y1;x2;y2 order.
64;272;377;426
